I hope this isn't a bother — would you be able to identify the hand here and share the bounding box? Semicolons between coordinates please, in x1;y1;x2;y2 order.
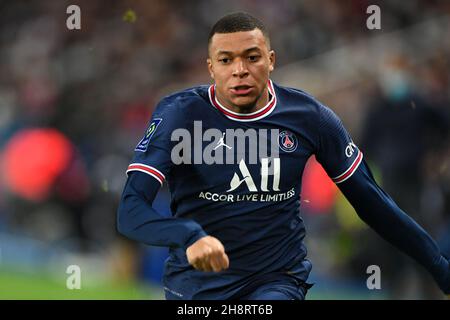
186;236;229;272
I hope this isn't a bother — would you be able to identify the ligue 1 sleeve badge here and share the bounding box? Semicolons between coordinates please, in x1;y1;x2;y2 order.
278;130;298;153
135;118;162;152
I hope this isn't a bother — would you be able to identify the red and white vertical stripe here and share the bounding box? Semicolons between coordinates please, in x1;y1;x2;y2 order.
126;163;165;185
332;151;363;184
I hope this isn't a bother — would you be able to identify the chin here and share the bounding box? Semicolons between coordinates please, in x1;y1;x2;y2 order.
232;97;258;110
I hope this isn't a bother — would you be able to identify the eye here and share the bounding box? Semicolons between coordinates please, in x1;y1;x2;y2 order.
248;55;260;62
219;58;231;64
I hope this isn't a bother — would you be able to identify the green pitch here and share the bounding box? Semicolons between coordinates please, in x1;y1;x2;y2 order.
0;268;164;300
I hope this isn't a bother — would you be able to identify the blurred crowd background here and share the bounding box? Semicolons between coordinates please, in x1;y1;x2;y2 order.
0;0;449;299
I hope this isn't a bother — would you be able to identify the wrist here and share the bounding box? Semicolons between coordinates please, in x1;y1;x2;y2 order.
433;255;450;294
183;230;208;251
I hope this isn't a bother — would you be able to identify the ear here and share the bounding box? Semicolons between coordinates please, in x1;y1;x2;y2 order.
268;50;275;73
207;58;214;80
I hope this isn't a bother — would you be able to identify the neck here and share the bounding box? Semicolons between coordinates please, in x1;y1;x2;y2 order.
216;85;270;114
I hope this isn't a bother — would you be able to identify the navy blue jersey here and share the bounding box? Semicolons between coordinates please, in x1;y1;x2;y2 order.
118;80;450;299
118;81;450;299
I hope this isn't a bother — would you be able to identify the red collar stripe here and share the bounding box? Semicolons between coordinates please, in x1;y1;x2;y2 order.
208;80;277;121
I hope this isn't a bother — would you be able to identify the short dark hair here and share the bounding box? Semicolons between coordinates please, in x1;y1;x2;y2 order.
208;12;270;48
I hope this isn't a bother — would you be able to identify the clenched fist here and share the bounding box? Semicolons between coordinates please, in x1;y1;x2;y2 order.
186;236;229;272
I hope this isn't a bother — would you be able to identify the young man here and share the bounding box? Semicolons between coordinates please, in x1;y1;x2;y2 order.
117;12;450;300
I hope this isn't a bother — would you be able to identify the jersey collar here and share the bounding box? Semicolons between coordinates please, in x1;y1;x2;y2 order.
208;80;277;122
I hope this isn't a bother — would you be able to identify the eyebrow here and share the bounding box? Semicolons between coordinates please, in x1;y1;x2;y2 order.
216;47;262;56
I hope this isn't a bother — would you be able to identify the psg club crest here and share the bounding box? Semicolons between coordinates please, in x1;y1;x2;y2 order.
278;130;298;153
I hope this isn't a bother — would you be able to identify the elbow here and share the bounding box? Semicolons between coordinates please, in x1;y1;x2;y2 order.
116;202;132;238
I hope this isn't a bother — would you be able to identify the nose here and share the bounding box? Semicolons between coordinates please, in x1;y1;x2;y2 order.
232;59;249;78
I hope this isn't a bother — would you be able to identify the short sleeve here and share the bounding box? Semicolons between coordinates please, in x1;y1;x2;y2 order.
126;99;184;185
315;105;363;184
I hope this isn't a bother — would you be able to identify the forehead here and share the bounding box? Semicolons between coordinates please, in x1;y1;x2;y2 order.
209;29;268;55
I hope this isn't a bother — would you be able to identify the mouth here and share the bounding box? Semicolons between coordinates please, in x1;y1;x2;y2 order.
230;85;253;96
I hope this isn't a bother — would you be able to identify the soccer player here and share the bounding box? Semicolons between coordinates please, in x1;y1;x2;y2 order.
117;12;450;299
